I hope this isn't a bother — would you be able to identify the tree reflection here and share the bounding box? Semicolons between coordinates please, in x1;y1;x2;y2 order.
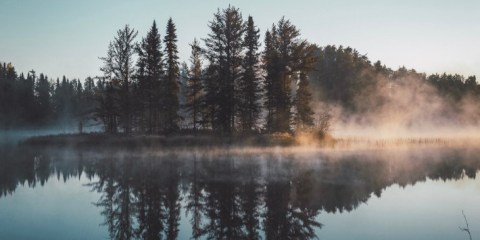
1;147;480;239
92;156;136;240
134;158;165;240
164;157;182;240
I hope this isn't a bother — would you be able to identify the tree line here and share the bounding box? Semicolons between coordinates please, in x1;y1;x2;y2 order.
0;63;96;130
95;6;317;135
310;45;480;116
1;6;479;134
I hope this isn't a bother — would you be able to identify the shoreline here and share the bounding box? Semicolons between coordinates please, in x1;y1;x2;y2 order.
19;133;304;149
17;133;480;151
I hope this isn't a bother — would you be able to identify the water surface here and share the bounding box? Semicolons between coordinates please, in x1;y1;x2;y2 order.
0;146;479;239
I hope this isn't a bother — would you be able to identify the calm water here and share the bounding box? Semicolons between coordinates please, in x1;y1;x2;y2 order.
0;146;479;240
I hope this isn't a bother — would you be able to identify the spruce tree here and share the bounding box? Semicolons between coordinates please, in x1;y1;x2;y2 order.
263;17;316;133
81;77;97;124
137;21;164;134
186;38;204;132
0;63;17;129
35;73;51;124
100;25;138;134
22;70;36;124
238;16;261;132
263;30;279;133
204;6;245;133
295;72;315;129
163;18;181;133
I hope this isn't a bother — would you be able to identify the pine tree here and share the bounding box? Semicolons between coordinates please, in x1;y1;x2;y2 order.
178;62;189;128
263;17;316;133
21;70;36;124
295;72;314;129
137;21;164;134
0;63;17;129
202;63;220;130
273;18;297;132
35;73;51;124
263;30;279;133
204;6;245;133
163;18;181;133
238;16;262;132
100;25;138;134
186;38;204;132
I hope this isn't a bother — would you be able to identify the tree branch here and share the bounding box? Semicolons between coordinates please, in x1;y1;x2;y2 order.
459;210;472;240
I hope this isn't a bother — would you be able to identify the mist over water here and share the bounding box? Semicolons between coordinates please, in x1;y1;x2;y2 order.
1;2;479;240
1;145;479;240
313;71;480;141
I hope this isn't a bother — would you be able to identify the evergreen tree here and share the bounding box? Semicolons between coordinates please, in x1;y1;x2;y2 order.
178;62;189;128
52;77;63;122
20;70;36;125
82;77;97;115
0;63;17;129
137;21;164;134
263;17;316;133
163;18;181;133
263;30;279;133
35;73;51;124
100;25;138;134
94;78;118;133
204;6;245;133
73;79;83;117
202;63;220;130
311;45;380;112
295;72;315;129
186;38;204;132
238;16;262;132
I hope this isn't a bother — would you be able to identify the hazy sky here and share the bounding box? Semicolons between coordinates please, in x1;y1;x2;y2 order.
1;0;479;80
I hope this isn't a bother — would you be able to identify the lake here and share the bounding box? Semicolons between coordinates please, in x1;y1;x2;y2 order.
0;145;479;239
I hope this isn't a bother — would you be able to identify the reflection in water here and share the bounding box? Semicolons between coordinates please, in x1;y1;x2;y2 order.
0;147;479;239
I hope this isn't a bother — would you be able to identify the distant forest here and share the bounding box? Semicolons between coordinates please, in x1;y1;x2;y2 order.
1;6;479;134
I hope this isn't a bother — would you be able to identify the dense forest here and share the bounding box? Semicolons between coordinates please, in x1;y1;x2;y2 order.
1;6;479;135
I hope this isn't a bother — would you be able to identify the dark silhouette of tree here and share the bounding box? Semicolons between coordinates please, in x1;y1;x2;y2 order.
100;25;138;134
263;179;291;239
136;21;164;134
204;6;245;134
185;156;206;239
163;160;182;240
0;63;17;129
263;18;316;133
18;70;37;125
79;76;98;124
202;61;220;131
185;38;205;132
310;45;388;113
95;78;120;133
263;30;280;133
163;18;181;133
294;72;315;130
92;158;137;240
428;73;479;112
178;62;189;128
134;161;165;240
34;73;52;125
238;16;262;132
238;159;263;240
200;158;244;239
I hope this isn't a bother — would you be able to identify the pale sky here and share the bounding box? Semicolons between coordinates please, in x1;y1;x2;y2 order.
1;0;479;80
